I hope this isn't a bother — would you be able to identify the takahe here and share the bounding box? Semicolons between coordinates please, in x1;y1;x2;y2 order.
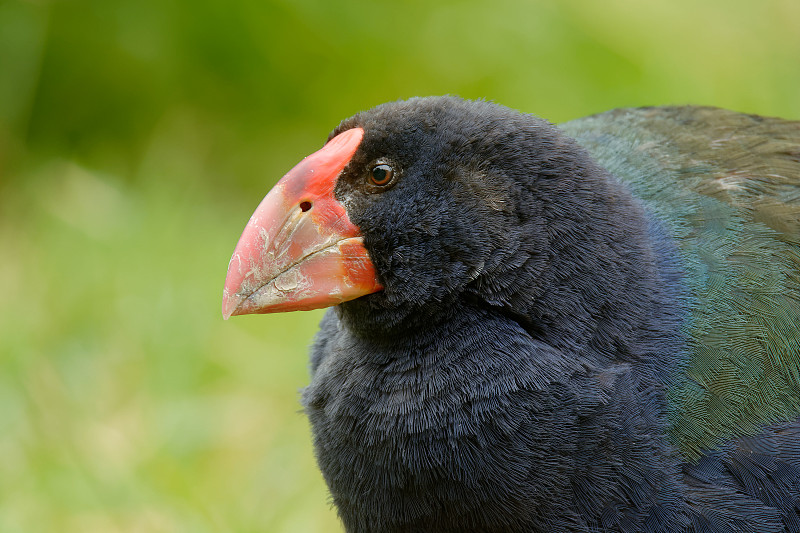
223;97;800;533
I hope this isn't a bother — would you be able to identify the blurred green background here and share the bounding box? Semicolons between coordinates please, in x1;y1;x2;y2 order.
1;0;798;531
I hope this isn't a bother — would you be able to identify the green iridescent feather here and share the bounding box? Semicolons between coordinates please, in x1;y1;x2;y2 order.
562;107;800;459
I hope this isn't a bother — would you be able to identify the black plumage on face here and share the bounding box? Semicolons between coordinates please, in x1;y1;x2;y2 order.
327;98;563;333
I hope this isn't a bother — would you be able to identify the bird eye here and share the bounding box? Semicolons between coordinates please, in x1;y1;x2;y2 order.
370;164;394;186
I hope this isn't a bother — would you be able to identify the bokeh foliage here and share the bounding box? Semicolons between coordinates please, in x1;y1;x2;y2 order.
1;0;798;531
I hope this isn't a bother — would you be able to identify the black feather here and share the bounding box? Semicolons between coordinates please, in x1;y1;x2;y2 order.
293;97;800;532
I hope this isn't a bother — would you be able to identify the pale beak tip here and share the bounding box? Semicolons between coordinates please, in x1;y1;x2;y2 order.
222;290;243;320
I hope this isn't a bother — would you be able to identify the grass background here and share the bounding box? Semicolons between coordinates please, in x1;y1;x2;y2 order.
1;0;799;531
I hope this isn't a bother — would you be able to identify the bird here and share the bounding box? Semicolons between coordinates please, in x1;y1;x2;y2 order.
222;96;800;533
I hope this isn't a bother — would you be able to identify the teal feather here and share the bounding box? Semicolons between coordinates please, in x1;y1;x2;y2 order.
562;106;800;459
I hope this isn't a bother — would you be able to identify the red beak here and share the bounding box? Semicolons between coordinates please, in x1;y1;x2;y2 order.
222;127;383;319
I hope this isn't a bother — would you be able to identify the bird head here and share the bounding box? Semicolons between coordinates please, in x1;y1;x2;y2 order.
223;96;613;334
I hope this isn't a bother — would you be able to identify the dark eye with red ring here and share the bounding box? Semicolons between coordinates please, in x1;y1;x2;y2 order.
370;164;394;186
